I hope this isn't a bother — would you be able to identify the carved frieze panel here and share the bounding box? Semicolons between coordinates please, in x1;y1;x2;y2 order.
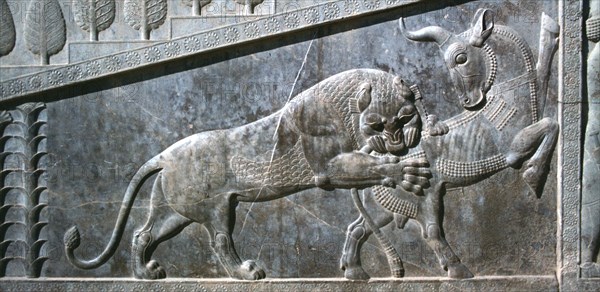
0;0;595;291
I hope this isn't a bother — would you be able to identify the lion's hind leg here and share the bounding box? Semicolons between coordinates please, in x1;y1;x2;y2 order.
132;173;192;279
203;195;266;280
341;189;395;280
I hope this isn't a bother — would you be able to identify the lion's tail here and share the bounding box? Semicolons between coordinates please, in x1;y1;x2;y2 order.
63;158;162;269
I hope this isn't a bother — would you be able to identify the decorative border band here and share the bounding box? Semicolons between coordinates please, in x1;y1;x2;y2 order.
558;0;584;290
0;276;558;291
0;0;422;105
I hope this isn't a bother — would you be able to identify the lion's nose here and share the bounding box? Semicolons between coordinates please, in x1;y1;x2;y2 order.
384;116;401;132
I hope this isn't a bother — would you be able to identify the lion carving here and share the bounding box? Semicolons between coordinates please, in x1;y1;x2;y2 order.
63;69;430;280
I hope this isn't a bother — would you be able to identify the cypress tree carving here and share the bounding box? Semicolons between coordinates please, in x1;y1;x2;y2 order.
0;103;48;278
0;0;16;57
73;0;116;41
124;0;168;40
181;0;210;16
24;0;67;65
234;0;264;14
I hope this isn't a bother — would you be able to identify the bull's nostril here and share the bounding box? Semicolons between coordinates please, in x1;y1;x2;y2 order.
463;98;470;104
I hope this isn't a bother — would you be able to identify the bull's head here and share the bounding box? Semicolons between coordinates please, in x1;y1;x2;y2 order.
356;77;421;156
400;9;496;109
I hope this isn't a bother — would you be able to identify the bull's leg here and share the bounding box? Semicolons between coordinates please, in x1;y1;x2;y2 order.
506;117;559;197
132;174;193;279
418;183;473;278
204;195;266;280
340;190;395;280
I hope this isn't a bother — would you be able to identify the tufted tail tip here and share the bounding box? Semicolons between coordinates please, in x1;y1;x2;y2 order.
64;226;81;250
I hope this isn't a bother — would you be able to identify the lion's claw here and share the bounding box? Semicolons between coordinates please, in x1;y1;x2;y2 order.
136;260;167;279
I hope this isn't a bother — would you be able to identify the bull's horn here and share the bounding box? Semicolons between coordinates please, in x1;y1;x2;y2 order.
399;18;452;46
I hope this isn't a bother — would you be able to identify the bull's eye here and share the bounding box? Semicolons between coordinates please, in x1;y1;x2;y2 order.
455;53;468;64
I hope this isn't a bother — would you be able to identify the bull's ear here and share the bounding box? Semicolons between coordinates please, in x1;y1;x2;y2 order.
350;82;372;113
470;9;494;47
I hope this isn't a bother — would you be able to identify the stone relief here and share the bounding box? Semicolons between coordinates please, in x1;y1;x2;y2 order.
0;0;421;97
0;0;593;290
59;8;560;281
0;103;48;278
341;8;559;280
0;0;16;57
73;0;116;41
124;0;169;40
582;0;600;279
24;0;66;65
182;0;212;16
63;68;433;280
234;0;265;14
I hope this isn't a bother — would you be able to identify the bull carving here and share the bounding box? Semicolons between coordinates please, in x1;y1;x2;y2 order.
341;9;560;279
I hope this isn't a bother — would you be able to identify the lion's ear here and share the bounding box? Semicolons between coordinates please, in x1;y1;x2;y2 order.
350;82;372;113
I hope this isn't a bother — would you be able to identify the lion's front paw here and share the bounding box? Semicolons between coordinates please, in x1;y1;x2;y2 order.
378;155;400;164
399;158;431;196
136;260;167;279
234;260;266;280
381;177;396;188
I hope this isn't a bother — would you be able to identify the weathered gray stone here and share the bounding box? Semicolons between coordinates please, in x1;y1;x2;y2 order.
0;0;595;291
582;0;600;279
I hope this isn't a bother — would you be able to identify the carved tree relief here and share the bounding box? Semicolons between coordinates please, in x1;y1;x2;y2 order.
0;103;48;278
24;0;66;65
0;0;16;57
73;0;116;41
124;0;168;40
234;0;264;15
182;0;210;16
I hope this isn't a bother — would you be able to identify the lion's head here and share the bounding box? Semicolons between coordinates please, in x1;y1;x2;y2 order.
354;77;421;156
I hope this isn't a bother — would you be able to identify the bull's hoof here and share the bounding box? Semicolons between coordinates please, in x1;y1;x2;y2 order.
343;266;371;281
523;164;548;198
448;262;474;279
232;260;266;280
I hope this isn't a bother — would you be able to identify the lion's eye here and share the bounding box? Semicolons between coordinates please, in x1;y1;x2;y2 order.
398;113;415;124
455;53;468;64
365;113;385;131
398;105;415;116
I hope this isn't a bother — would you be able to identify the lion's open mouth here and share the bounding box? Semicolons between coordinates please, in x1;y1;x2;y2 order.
385;142;406;156
384;128;404;145
367;130;407;156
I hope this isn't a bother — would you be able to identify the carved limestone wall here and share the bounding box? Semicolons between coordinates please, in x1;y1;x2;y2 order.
581;0;600;279
0;0;596;291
